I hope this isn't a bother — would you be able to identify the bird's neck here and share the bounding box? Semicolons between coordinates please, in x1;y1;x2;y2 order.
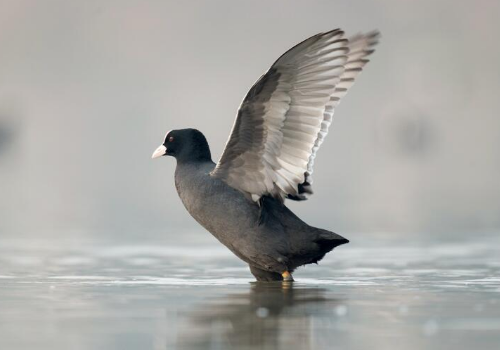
174;158;215;189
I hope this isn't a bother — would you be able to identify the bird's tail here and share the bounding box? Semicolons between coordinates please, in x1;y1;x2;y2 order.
312;229;349;263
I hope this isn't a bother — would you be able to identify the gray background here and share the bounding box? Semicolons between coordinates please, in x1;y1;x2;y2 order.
1;0;499;240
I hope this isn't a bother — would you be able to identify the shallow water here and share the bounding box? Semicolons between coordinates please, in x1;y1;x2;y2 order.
0;233;499;350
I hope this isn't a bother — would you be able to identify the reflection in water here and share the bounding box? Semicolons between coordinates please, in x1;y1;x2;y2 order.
177;283;344;350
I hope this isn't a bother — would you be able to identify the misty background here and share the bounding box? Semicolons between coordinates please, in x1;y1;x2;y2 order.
1;0;499;241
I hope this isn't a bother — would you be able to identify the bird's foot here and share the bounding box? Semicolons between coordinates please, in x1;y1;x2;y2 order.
282;271;294;282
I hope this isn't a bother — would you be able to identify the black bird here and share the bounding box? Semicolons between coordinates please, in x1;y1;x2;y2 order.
152;29;379;281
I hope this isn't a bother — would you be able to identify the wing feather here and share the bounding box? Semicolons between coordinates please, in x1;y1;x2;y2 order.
211;29;379;201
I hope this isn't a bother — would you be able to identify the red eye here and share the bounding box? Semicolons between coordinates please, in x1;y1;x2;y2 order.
169;136;174;142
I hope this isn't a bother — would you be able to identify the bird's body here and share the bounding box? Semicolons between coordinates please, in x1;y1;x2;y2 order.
174;155;348;281
152;28;379;281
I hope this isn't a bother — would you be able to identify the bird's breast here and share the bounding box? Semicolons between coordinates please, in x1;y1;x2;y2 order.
174;165;262;240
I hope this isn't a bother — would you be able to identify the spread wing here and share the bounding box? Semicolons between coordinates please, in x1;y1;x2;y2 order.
211;29;379;202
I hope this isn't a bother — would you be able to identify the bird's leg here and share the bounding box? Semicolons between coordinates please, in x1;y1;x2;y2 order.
249;265;282;281
282;271;294;282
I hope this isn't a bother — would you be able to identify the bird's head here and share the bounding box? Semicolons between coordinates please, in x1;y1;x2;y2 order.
151;128;212;163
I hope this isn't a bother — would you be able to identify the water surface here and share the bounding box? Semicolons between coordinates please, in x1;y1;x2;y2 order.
0;233;499;349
